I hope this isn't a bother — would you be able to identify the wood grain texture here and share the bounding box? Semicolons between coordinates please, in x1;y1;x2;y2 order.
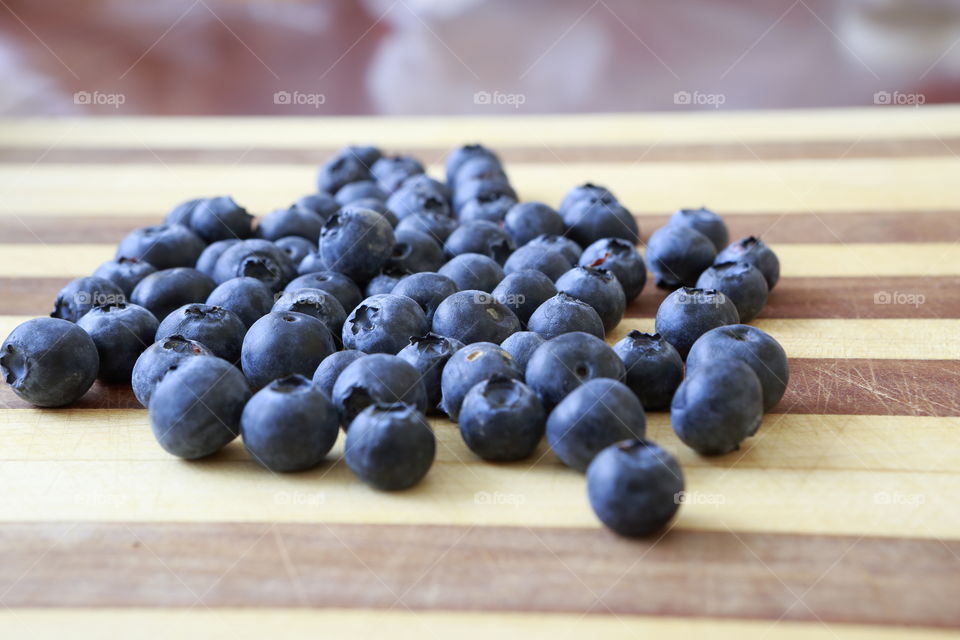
0;523;958;629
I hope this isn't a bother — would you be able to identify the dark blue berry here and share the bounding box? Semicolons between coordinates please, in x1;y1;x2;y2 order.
132;335;212;407
388;228;445;273
459;375;545;461
527;292;604;340
452;178;516;215
93;257;157;297
116;224;206;270
312;349;365;398
212;239;297;292
445;144;500;186
443;220;514;264
578;237;646;302
285;271;362;313
491;270;557;326
524;331;624;409
294;192;340;221
646;225;716;290
317;148;373;193
319;208;395;283
195;239;241;277
345;403;435;491
257;205;329;242
371;155;425;194
51;276;126;323
668;207;728;251
77;302;158;383
654;287;739;358
365;267;412;297
431;290;520;345
342;294;428;354
274;236;316;264
206;277;274;328
166;196;253;243
391;272;459;323
332;354;428;426
504;202;564;246
438;254;505;292
335;180;387;206
695;261;768;323
273;287;346;342
555;266;626;332
499;331;545;375
155;303;247;364
397;332;465;410
503;244;572;281
612;331;683;410
386;177;451;219
715;236;780;290
525;234;583;264
395;211;459;244
562;199;638;247
131;268;216;323
241;311;336;390
439;341;520;421
457;195;516;225
559;183;615;217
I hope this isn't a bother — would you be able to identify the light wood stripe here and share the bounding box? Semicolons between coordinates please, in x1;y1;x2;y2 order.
0;609;950;640
1;107;959;149
2;158;960;215
0;411;955;538
0;315;956;360
2;243;959;279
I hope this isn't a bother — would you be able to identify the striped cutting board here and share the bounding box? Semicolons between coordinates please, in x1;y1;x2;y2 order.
0;108;958;639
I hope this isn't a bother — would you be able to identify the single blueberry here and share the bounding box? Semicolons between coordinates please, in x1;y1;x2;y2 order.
646;224;716;290
612;331;684;411
439;341;520;421
459;375;545;461
274;235;316;265
491;270;557;327
155;303;247;364
370;155;426;195
391;272;459;323
165;196;253;243
667;207;729;251
695;261;769;323
388;228;445;273
452;155;508;186
524;331;625;409
715;236;781;290
365;267;412;297
1;318;99;407
332;354;428;426
93;257;157;297
285;271;362;313
499;331;545;376
212;238;297;292
445;144;501;186
345;403;435;491
561;199;639;247
546;378;646;472
77;302;159;383
431;290;520;345
51;276;126;323
294;192;340;221
503;244;572;281
443;220;515;264
206;277;275;328
559;182;616;218
654;287;740;358
241;312;336;390
335;180;387;206
397;332;465;410
395;212;459;244
319;208;396;283
317;147;374;193
527;292;605;340
195;239;241;277
452;178;516;215
273;287;347;345
438;253;505;292
457;195;516;225
386;177;451;219
671;358;763;455
525;234;583;264
116;224;206;270
342;294;429;354
131;268;216;323
578;237;646;302
504;202;564;247
312;349;366;399
555;266;626;332
132;335;213;407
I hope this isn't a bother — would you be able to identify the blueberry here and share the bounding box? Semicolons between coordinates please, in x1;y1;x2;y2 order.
527;292;604;340
116;224;206;270
397;332;465;410
668;207;728;251
366;267;412;297
586;439;683;537
715;236;780;290
93;257;157;297
695;261;768;323
274;235;316;264
332;353;428;425
459;375;545;461
206;277;274;329
317;148;373;193
166;196;253;243
438;253;505;292
504;202;564;246
646;225;716;290
371;155;425;194
342;293;428;354
670;359;763;455
555;266;626;332
445;144;500;186
443;220;514;264
312;349;365;398
132;335;213;407
452;155;508;186
240;374;339;472
503;244;571;281
562;199;639;247
559;182;615;217
241;312;336;390
546;378;646;472
457;195;516;225
395;212;459;244
386;177;451;219
155;303;247;364
345;403;435;491
285;271;362;312
612;331;683;410
51;276;126;323
294;192;340;221
212;239;297;292
452;178;516;215
319;208;395;283
272;287;346;345
336;180;387;206
345;199;398;227
257;205;326;242
439;341;520;421
654;287;739;358
686;324;789;412
77;302;159;383
130;268;216;323
1;318;99;407
524;331;624;409
195;239;241;277
388;228;445;273
431;290;520;345
491;270;557;326
149;355;251;459
526;234;583;264
391;272;458;323
578;237;646;302
499;331;544;375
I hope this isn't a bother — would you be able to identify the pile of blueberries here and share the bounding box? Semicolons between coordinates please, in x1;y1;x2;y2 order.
0;143;788;538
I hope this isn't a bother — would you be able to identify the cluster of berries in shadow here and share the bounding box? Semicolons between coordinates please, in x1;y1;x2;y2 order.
1;143;787;537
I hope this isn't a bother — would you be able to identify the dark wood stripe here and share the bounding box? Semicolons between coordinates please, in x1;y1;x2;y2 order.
0;522;956;627
3;137;960;163
2;359;958;416
2;211;960;245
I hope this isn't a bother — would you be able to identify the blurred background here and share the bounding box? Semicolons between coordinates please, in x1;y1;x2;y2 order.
2;0;960;115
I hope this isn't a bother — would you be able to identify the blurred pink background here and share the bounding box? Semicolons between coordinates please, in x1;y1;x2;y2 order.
2;0;959;115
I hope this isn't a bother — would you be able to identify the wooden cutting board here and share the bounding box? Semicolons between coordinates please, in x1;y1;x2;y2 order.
0;108;958;639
